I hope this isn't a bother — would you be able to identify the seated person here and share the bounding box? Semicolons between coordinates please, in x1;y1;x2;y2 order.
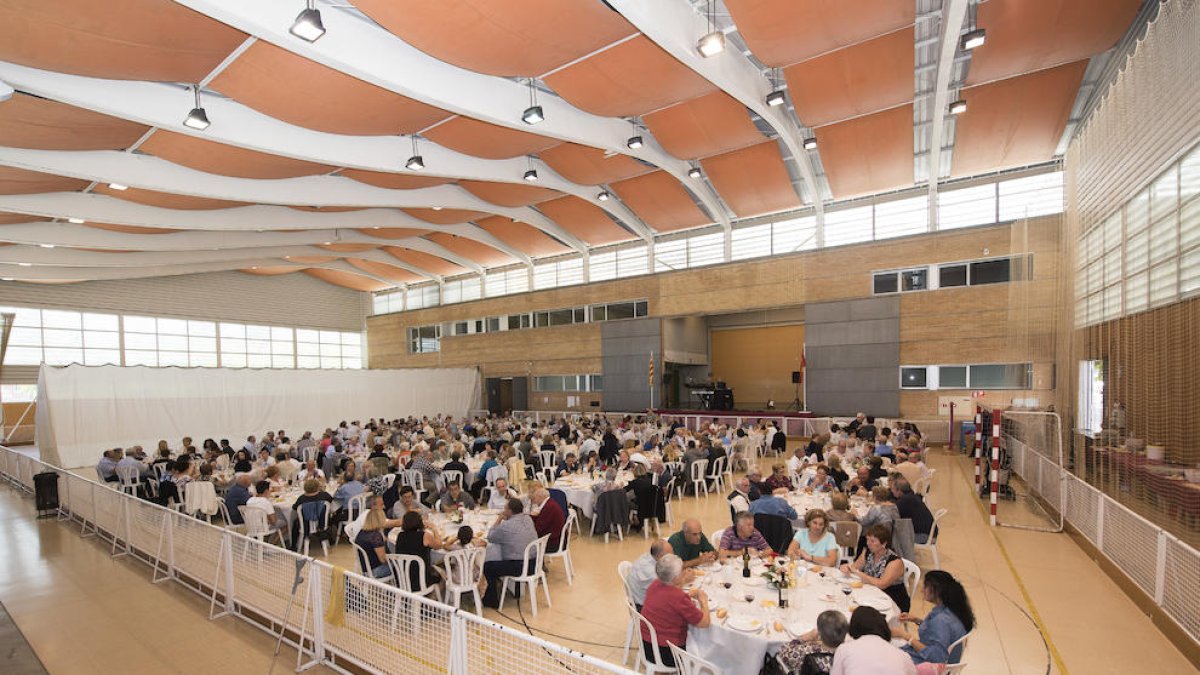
529;488;566;551
97;449;121;482
859;486;900;533
867;455;888;481
390;485;430;519
826;491;859;523
804;465;838;492
245;480;288;540
354;503;397;579
333;470;365;510
845;465;878;495
840;524;911;612
895;571;974;665
727;477;755;516
481;498;539;608
666;519;717;568
717;511;771;560
787;508;839;566
892;478;934;543
626;539;673;608
438;481;477;512
748;488;799;520
291;478;335;546
555;453;582;478
486;477;517;511
443;525;487;552
591;468;623;496
763;463;793;492
833;606;917;674
639;554;711;668
391;511;445;592
224;474;253;525
777;609;848;675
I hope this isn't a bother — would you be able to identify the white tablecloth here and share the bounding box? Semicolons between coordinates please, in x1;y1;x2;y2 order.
685;560;898;675
553;471;632;519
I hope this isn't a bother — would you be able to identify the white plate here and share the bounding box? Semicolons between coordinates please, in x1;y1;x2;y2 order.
726;616;762;632
856;594;893;611
743;576;768;587
785;622;814;639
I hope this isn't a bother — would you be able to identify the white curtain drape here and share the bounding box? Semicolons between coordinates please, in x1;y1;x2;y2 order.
36;364;480;469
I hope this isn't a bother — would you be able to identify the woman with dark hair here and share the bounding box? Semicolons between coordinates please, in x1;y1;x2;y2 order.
391;510;445;592
831;606;917;674
232;449;253;473
840;524;911;612
895;570;974;665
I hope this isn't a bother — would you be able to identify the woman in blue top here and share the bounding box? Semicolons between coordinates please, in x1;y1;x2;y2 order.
787;508;839;566
894;570;974;665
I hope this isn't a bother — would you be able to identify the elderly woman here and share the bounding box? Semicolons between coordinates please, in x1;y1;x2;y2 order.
788;508;840;566
805;464;838;492
826;492;858;524
859;486;900;532
777;609;849;674
640;554;711;668
764;463;793;492
895;570;975;665
592;468;623;495
840;524;911;612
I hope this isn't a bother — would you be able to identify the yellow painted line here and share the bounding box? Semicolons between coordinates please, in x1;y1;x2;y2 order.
955;451;1071;675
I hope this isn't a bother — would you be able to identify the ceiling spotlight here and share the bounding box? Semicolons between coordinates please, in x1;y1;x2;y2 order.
184;84;210;130
803;137;818;150
597;190;610;201
948;99;968;115
765;90;786;107
0;277;13;282
17;262;32;267
67;217;85;224
522;78;544;125
523;168;539;182
626;135;643;150
687;167;702;179
431;206;443;211
697;30;725;57
107;183;129;191
322;241;333;245
290;2;326;43
522;105;544;125
39;244;55;248
961;28;986;51
251;266;259;270
405;134;424;170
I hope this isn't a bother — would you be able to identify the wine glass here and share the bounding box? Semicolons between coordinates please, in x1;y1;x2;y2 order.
744;592;755;604
841;584;853;609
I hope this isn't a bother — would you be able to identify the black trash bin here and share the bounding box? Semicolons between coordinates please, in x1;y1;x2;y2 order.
33;471;60;518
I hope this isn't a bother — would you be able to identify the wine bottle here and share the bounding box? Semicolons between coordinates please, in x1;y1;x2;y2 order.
742;548;751;578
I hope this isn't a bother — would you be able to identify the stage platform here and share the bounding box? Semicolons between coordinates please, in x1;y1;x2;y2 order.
653;408;815;418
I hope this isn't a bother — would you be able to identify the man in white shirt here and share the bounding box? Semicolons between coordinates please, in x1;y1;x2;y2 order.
626;539;673;608
245;480;289;541
487;478;516;510
786;448;806;477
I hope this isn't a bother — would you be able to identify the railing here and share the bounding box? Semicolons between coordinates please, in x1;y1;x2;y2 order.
994;416;1200;648
0;445;634;675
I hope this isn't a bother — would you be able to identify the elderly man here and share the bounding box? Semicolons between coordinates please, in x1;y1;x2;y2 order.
727;477;754;517
117;447;152;479
892;478;935;543
487;477;516;511
482;498;539;609
640;554;711;668
530;488;566;551
718;511;771;560
846;465;878;495
627;539;674;608
748;487;799;520
97;449;120;482
224;474;253;525
746;466;769;497
893;451;925;488
333;469;365;510
666;519;717;568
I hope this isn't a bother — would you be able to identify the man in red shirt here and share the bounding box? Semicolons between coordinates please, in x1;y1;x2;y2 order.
640;553;711;668
530;488;566;551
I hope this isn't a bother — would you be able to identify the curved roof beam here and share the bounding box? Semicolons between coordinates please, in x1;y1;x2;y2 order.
0;61;652;242
0;243;444;283
168;0;729;227
608;0;824;224
0;221;484;273
0;257;302;282
0;146;588;251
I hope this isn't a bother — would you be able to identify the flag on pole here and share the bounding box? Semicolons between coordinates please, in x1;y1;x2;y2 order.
648;352;654;388
799;347;806;383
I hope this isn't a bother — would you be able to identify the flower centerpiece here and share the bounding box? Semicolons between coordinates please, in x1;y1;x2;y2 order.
448;506;464;524
761;555;792;608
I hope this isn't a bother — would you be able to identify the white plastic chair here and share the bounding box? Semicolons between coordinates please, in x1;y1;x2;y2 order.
947;629;974;666
216;500;245;533
544;512;576;585
689;459;710;498
380;473;398;490
710;528;726;550
442;547;485;614
116;466;142;497
916;508;948;569
706;456;727;494
630;600;676;674
669;643;720;675
403;469;428;502
944;663;968;674
440;469;464;490
902;558;921;599
351;540;394;584
616;561;637;665
386;553;439;597
297;501;331;557
539;451;558;474
661;477;677;527
238;505;282;561
498;535;552;616
336;493;369;544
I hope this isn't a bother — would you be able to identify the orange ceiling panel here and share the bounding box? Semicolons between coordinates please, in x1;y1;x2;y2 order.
539;143;651;185
425;232;516;267
968;0;1142;85
642;91;765;160
355;227;430;239
476;215;571;258
286;255;338;264
0;0;247;82
383;246;469;276
458;180;561;207
346;259;425;284
816;104;914;199
0;94;149;150
953;62;1087;177
84;222;177;235
423;116;560;160
210;41;449;136
543;36;718;118
0;167;88;194
402;208;489;225
701;140;802;218
138;131;335;179
725;0;914;67
241;266;300;276
0;212;40;225
318;243;378;253
340;170;453;190
354;0;635;78
611;171;710;233
92;184;249;210
784;28;914;127
536;195;637;246
302;268;390;292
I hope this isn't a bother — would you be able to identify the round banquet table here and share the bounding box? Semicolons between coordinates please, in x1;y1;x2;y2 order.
685;559;899;675
552;471;632;520
387;508;500;561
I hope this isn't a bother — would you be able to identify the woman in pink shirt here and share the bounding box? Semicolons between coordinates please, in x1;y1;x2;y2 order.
639;553;711;668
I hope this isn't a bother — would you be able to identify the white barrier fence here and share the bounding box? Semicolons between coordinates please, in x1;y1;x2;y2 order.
997;421;1200;648
0;445;634;675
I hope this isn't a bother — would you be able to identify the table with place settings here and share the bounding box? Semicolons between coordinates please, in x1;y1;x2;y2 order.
552;471;632;520
684;558;899;675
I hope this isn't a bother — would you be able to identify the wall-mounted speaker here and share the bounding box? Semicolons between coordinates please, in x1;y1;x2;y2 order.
791;371;801;384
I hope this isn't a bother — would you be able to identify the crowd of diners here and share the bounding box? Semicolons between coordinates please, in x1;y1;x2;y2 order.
93;411;953;669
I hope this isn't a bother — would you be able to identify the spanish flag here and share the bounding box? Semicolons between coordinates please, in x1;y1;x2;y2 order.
648;352;654;388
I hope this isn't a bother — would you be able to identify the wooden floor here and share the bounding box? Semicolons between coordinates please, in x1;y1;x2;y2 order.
4;447;1194;674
